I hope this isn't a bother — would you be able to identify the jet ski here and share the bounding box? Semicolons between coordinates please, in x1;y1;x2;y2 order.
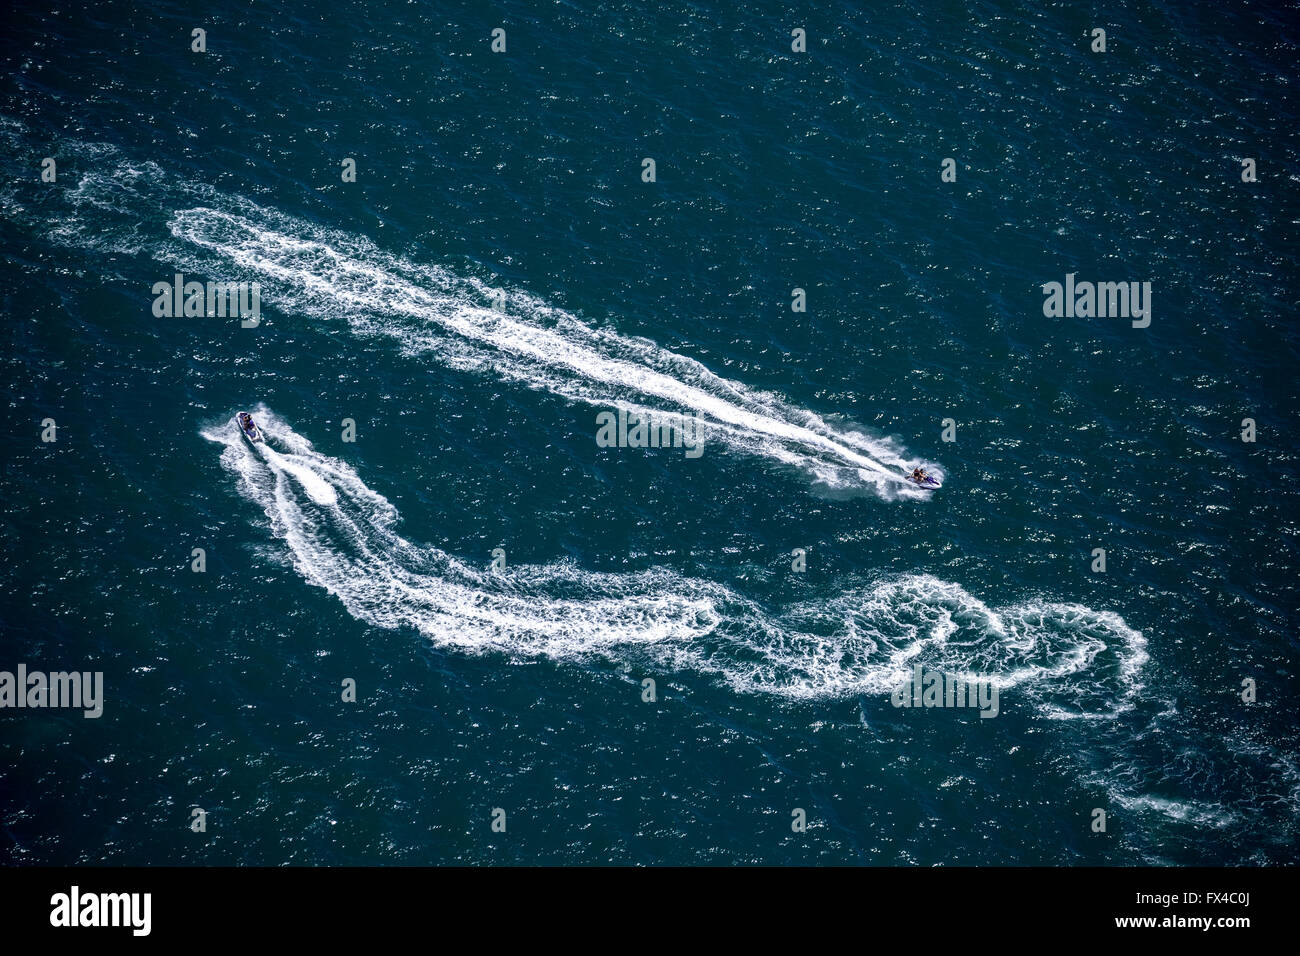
906;471;940;488
236;412;264;444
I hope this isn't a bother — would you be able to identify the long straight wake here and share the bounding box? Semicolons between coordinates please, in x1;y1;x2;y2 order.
172;201;936;495
25;132;940;497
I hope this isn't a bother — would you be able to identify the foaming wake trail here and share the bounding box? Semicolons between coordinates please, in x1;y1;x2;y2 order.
172;204;933;495
27;133;938;496
203;408;723;656
202;413;1141;717
260;447;338;506
664;573;1147;718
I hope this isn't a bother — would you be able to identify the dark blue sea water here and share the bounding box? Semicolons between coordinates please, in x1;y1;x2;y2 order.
1;0;1297;865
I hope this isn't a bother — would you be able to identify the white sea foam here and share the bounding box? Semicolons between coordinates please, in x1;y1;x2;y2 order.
203;409;723;656
168;202;940;495
202;412;1142;714
40;143;939;497
260;446;339;506
1110;792;1237;829
13;122;1285;848
28;133;1136;711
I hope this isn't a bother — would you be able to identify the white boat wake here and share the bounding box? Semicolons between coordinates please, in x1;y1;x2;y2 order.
172;200;940;495
33;135;940;497
203;411;1139;712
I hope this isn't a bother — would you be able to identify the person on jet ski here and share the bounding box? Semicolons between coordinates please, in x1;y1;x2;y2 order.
912;467;928;483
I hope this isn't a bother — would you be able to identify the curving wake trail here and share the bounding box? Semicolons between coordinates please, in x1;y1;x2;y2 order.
205;408;722;656
204;411;1141;713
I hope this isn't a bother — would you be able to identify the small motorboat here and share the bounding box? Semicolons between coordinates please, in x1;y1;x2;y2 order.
236;411;264;444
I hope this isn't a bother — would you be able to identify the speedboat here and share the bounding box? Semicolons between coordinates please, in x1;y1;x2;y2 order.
236;412;264;444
